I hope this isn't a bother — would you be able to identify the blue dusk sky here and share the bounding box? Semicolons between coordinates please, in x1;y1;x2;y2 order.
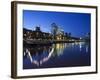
23;10;91;37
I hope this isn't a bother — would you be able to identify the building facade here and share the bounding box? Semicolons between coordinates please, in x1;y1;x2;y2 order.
23;27;52;40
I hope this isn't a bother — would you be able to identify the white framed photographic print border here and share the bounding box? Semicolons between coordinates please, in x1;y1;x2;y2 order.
11;1;98;78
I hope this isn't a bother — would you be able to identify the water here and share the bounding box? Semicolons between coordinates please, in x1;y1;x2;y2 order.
23;42;91;69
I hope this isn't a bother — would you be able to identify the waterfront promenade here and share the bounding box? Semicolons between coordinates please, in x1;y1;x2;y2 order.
23;39;85;45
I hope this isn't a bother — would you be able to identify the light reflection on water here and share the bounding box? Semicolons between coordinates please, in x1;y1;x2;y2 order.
23;42;90;69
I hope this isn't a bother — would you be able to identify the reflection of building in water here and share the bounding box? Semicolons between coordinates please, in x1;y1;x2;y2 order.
79;42;82;51
86;45;88;53
52;43;70;57
23;45;54;66
23;42;75;67
75;42;84;51
54;43;65;56
23;43;72;66
74;42;89;52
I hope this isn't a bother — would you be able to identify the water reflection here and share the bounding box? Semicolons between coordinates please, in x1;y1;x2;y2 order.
86;45;89;53
23;45;54;66
23;42;90;69
52;43;72;57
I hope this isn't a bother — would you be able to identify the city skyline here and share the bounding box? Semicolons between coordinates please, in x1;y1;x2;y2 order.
23;10;91;37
